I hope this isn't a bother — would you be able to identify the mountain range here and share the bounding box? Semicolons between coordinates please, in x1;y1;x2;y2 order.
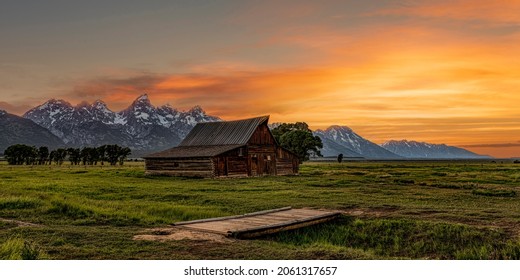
314;126;490;159
0;95;490;159
21;94;220;156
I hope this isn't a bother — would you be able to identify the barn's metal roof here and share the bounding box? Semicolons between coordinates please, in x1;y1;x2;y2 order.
143;144;243;159
179;116;269;147
143;116;269;158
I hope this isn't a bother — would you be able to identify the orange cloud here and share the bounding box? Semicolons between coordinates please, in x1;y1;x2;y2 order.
0;101;31;115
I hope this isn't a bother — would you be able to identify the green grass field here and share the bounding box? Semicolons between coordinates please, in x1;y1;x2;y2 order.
1;161;519;259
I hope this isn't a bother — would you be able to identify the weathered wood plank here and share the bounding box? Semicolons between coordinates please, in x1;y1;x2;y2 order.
231;214;340;239
174;207;341;239
173;207;292;226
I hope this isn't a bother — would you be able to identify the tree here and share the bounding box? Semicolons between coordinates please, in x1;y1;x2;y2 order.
272;122;323;162
37;146;49;165
271;122;311;140
52;148;67;165
105;144;120;165
89;148;100;165
4;144;26;165
24;146;38;165
118;147;131;165
49;150;56;165
80;147;99;165
80;147;89;165
4;145;20;165
337;153;343;163
67;148;81;165
97;145;107;165
4;144;38;165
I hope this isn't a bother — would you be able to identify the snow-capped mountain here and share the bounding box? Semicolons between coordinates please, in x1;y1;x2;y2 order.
1;110;64;154
381;140;490;159
23;94;220;155
314;125;401;159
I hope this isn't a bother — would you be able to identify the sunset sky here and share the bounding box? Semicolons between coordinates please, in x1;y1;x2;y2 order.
1;1;519;157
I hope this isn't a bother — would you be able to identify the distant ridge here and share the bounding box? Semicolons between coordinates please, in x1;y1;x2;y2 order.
381;140;491;159
0;110;64;154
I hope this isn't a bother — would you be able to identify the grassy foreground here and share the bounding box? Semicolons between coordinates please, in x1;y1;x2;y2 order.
0;161;519;259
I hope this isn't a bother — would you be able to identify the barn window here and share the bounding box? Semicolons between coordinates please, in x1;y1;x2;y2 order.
238;148;244;157
267;155;271;161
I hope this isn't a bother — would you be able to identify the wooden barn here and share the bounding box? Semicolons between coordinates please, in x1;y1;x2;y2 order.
143;116;299;177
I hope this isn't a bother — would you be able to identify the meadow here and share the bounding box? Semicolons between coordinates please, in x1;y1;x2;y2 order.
0;160;519;259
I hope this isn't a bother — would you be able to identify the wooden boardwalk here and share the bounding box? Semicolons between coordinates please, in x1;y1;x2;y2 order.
173;207;341;239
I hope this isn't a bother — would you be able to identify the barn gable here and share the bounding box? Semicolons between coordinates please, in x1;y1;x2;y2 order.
144;116;299;177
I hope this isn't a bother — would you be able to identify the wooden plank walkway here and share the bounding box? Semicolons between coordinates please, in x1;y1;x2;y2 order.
173;207;341;239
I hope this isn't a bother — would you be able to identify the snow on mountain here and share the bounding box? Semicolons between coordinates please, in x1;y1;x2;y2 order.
23;99;75;138
381;140;491;159
314;125;401;159
23;94;220;154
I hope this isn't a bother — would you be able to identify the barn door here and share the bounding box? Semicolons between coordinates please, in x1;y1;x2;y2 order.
216;157;226;177
263;154;275;175
250;155;258;176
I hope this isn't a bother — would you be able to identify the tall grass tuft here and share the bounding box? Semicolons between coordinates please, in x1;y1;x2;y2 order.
48;200;94;219
0;237;47;260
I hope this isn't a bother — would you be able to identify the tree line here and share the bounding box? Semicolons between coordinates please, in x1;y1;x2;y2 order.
3;144;131;166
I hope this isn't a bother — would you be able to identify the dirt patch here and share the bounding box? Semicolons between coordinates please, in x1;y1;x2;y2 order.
133;226;233;243
341;207;398;218
0;217;41;227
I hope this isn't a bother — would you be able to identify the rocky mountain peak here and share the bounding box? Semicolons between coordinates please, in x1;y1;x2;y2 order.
124;93;155;114
316;124;401;159
75;101;90;108
188;105;206;116
43;99;72;108
325;125;353;133
133;93;151;105
92;99;111;112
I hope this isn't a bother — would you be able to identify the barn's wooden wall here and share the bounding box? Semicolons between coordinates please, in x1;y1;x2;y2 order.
145;158;214;177
248;123;275;145
276;147;299;175
214;148;249;177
